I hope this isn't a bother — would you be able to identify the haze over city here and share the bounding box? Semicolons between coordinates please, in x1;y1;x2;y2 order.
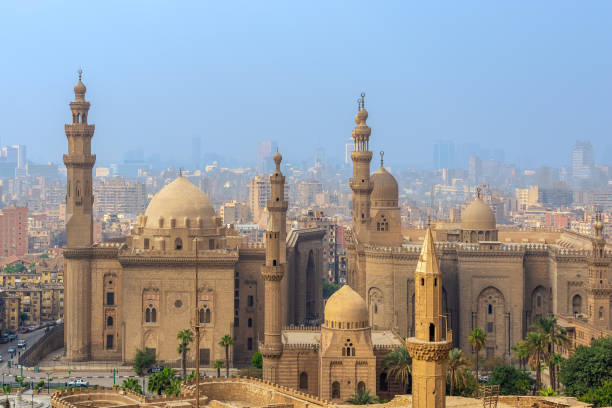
1;1;611;169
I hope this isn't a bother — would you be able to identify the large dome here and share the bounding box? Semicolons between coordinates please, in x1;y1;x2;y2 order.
324;285;369;329
144;177;216;229
462;198;496;230
370;166;398;205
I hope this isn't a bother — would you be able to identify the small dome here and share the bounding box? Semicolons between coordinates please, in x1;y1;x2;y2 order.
273;152;282;167
324;285;369;328
355;108;368;124
74;80;86;95
144;177;216;229
370;166;398;205
462;198;496;230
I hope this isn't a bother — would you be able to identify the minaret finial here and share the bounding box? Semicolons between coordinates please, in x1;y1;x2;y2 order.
179;167;183;177
380;151;384;167
476;186;481;199
78;67;83;82
360;92;366;110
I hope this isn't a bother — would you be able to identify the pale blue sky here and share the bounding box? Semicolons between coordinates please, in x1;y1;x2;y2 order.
1;1;611;169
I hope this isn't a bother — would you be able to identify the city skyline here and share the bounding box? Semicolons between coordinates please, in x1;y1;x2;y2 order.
1;2;611;169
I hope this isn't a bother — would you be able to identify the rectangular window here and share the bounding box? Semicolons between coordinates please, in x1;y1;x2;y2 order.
106;292;114;306
487;322;494;333
234;299;239;309
106;334;114;350
234;317;239;327
248;337;253;350
200;348;210;365
247;295;254;307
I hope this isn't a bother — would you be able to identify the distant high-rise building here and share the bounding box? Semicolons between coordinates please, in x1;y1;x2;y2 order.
297;179;323;207
248;174;289;222
468;155;481;184
257;140;278;173
94;177;147;217
572;141;595;181
192;137;201;170
0;206;28;257
219;200;250;225
433;140;455;169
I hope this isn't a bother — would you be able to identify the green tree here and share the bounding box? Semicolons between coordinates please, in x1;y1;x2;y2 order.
322;280;340;299
2;384;11;405
148;368;177;396
580;379;612;407
218;334;234;377
121;378;142;394
164;379;181;397
448;348;470;396
251;352;263;369
531;317;570;390
487;365;535;395
512;341;529;371
346;389;379;405
19;313;28;325
525;331;548;391
383;347;412;393
468;328;486;380
177;329;194;378
559;337;612;397
213;360;224;378
133;349;156;376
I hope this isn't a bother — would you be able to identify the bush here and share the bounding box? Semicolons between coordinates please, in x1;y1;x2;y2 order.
559;337;612;397
322;280;340;299
580;379;612;407
487;365;535;395
133;349;156;376
251;352;263;369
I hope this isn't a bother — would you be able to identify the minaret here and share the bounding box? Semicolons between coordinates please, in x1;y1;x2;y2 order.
63;70;95;361
260;151;288;383
587;209;611;329
350;93;373;242
406;227;452;408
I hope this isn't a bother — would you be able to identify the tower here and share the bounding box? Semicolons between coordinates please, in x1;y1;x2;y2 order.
587;209;611;329
63;70;95;361
260;151;288;382
350;93;373;242
406;227;452;408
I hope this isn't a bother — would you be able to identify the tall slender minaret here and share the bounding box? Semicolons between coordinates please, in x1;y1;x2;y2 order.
260;151;288;383
63;70;95;361
406;227;452;408
587;209;611;329
350;93;373;242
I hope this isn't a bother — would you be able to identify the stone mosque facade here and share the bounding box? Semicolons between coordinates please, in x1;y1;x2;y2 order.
63;75;326;365
345;96;612;363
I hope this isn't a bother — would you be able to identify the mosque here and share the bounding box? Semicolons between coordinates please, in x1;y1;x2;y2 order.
63;74;325;365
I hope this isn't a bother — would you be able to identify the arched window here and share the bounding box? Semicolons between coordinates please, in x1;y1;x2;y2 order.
299;372;308;390
205;308;211;323
429;323;435;341
175;238;183;250
248;318;252;327
107;316;113;327
145;308;151;323
379;373;388;392
151;308;157;322
357;381;365;393
144;238;150;249
199;308;205;323
332;381;340;399
572;295;582;315
488;304;493;314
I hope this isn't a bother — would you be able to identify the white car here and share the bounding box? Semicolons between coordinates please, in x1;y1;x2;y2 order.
68;378;89;387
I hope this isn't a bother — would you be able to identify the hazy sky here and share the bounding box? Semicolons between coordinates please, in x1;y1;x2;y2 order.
1;1;611;169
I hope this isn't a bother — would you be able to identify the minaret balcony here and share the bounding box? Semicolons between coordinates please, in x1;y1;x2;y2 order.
63;154;96;168
261;265;284;281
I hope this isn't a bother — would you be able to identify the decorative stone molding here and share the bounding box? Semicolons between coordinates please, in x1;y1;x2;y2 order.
405;338;452;361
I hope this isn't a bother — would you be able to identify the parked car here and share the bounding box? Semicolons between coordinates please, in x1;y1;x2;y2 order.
27;325;37;331
68;378;88;387
147;365;164;374
8;334;16;341
19;328;29;334
7;347;16;354
0;337;8;344
0;355;3;362
17;340;26;349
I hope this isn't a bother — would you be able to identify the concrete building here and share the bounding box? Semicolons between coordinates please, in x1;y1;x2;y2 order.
248;174;289;223
0;206;28;257
219;200;250;225
94;177;147;217
62;76;324;364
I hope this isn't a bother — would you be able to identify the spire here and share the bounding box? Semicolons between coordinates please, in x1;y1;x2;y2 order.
78;67;83;82
380;151;384;167
416;227;439;275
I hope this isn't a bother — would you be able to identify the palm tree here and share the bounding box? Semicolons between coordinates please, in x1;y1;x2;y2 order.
121;378;142;394
219;335;234;377
148;368;177;396
213;360;224;378
177;329;194;378
468;328;486;381
512;340;529;371
383;347;412;393
525;331;547;391
2;384;12;407
346;389;380;405
531;317;569;390
448;348;469;396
